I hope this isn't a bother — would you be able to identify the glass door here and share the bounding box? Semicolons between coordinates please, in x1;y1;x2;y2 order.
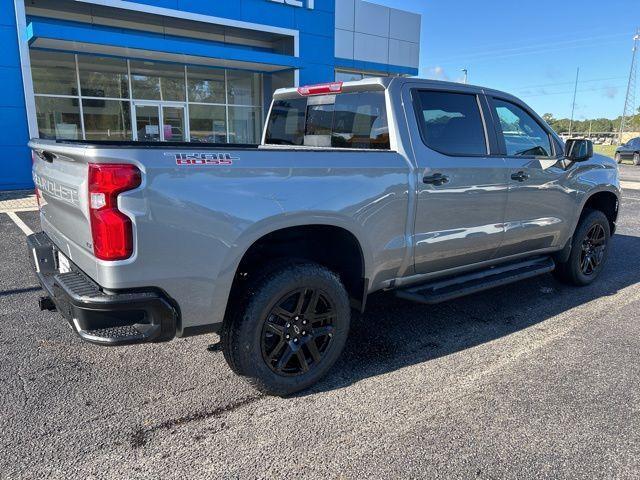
133;103;187;141
134;103;161;141
162;105;186;141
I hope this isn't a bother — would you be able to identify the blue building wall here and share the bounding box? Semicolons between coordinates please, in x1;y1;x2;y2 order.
1;1;32;190
2;0;417;190
109;0;337;85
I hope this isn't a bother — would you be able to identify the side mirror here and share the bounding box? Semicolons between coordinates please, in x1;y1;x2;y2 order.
565;138;593;162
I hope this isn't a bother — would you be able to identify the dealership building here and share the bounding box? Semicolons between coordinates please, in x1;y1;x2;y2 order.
1;0;421;189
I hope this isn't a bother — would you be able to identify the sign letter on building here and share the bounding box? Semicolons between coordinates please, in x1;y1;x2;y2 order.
268;0;314;9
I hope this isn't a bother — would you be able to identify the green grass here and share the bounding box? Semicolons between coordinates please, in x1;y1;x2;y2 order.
593;144;616;159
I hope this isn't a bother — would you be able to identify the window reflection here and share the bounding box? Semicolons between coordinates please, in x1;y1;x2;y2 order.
189;104;227;143
30;51;263;143
35;97;81;140
31;50;77;96
188;66;225;104
83;100;131;140
79;56;129;99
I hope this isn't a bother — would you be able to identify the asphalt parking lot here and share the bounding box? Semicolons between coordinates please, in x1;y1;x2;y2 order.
2;165;640;479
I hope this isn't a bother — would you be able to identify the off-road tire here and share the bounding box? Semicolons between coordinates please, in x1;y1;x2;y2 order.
554;209;610;286
222;261;350;396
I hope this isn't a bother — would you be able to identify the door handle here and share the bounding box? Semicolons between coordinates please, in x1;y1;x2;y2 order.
511;171;530;182
423;173;450;186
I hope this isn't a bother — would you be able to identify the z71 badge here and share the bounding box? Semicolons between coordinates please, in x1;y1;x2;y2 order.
166;152;238;166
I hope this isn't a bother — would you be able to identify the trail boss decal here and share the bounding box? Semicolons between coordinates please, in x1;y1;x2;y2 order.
166;152;238;166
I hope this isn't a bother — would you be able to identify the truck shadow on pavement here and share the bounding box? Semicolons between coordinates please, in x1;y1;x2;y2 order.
305;233;640;395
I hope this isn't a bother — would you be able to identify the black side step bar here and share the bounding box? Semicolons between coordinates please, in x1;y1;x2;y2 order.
396;256;555;305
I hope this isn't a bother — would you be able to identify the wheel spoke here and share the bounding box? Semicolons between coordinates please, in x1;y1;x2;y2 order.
266;322;285;337
310;312;335;324
580;254;589;273
276;344;295;372
304;289;320;316
295;348;309;372
272;306;294;321
305;338;322;364
267;338;287;361
293;289;308;315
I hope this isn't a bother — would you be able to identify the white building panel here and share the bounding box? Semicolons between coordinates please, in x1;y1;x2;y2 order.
354;32;389;64
334;29;354;59
388;38;419;68
354;0;389;38
389;8;421;44
335;0;355;31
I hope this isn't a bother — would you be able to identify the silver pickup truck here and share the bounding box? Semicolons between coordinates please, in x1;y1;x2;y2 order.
28;77;620;395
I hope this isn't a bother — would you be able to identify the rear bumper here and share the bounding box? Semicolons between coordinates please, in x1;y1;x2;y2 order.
27;232;177;346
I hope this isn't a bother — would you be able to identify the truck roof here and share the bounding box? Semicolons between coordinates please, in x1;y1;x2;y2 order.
273;76;520;103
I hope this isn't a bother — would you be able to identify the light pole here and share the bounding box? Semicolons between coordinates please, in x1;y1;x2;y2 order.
568;67;579;137
461;68;468;84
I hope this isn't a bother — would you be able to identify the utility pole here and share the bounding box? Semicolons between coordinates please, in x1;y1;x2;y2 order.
618;29;640;145
461;68;468;84
568;67;580;137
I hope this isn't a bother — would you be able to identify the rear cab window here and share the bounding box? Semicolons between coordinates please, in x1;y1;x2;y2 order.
265;91;390;150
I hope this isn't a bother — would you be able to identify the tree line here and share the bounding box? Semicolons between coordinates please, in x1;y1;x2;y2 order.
542;108;640;134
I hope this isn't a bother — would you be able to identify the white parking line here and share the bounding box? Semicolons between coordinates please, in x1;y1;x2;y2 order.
6;211;34;236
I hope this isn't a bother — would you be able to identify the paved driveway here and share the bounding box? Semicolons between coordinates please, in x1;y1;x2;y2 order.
1;166;640;479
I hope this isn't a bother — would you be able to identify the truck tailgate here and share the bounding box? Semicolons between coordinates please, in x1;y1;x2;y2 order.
30;140;96;275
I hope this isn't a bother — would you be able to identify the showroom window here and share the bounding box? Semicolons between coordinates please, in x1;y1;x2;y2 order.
335;69;389;82
30;50;264;143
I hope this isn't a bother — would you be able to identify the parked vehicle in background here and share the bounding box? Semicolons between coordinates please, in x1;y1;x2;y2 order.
615;137;640;165
27;78;621;396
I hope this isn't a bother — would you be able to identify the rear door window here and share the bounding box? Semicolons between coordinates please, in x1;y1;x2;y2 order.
414;90;488;156
265;91;390;149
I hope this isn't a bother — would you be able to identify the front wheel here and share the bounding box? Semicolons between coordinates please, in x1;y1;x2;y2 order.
222;262;351;396
554;209;610;286
634;153;640;166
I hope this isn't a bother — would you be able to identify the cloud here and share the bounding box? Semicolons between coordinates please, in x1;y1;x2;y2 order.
425;66;450;81
602;85;618;99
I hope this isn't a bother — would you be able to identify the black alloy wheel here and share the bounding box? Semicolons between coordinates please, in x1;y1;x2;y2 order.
261;287;336;376
553;209;610;286
222;261;350;396
579;223;606;276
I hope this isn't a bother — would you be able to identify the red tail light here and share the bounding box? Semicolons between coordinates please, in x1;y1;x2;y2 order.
297;81;343;96
88;163;141;261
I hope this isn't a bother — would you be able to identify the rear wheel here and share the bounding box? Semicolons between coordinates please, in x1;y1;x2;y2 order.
222;262;350;396
554;209;610;286
634;152;640;166
615;152;622;164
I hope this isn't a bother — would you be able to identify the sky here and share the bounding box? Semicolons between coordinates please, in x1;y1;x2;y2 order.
371;0;640;120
